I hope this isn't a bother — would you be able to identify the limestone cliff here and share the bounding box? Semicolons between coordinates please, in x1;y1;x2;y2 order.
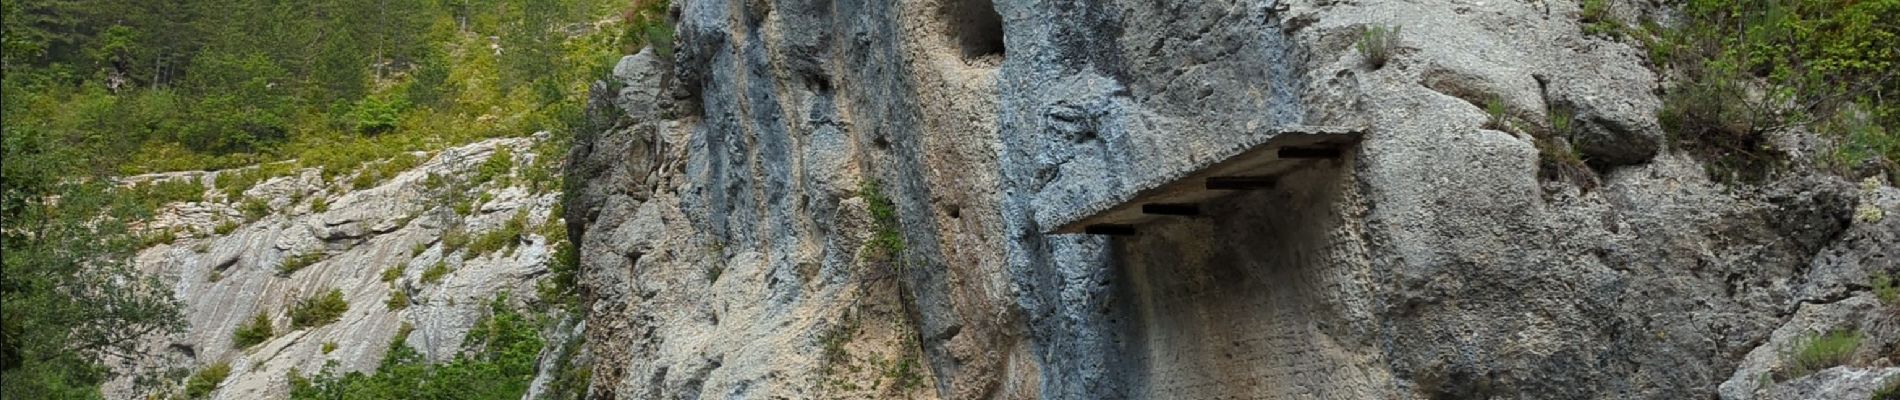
108;137;574;399
567;0;1899;399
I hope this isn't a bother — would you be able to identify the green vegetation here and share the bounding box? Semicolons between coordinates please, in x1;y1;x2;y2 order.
213;219;241;235
231;312;275;349
2;113;182;398
386;287;411;310
466;211;529;259
381;265;404;283
239;197;271;221
4;0;674;395
183;361;232;399
1874;377;1900;400
860;180;906;267
278;252;324;277
473;148;516;187
289;289;350;329
421;261;452;284
141;228;180;248
1357;25;1401;69
289;296;543;399
1651;0;1900;183
536;214;580;309
321;342;338;354
1875;270;1898;306
309;196;330;213
1779;329;1862;380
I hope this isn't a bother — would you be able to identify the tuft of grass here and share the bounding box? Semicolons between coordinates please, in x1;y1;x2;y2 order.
289;289;350;329
213;219;241;235
309;196;330;213
232;312;274;349
240;197;271;222
1778;329;1863;381
141;228;180;248
386;286;410;310
465;211;528;260
442;229;470;254
381;265;404;283
278;252;324;277
473;148;515;186
1484;96;1511;131
1873;377;1900;400
1874;271;1897;306
421;261;451;284
1357;25;1402;69
321;341;338;354
184;361;232;399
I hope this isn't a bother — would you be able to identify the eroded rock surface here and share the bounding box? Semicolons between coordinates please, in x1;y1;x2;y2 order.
107;137;572;399
555;0;1900;399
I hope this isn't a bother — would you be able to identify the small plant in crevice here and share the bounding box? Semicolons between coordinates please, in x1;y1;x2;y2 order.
321;341;338;354
815;316;861;392
1874;270;1898;306
240;197;271;222
278;252;324;277
183;361;232;399
859;179;906;269
289;289;350;329
381;265;404;283
421;261;451;284
386;286;411;310
232;312;274;349
1357;25;1402;69
213;219;241;235
1534;104;1599;191
1483;96;1511;131
1778;329;1862;381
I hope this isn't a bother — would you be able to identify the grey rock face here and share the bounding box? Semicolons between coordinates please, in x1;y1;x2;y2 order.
108;137;571;399
568;0;1900;399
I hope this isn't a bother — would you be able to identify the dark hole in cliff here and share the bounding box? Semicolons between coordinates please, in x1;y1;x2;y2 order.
948;0;1005;60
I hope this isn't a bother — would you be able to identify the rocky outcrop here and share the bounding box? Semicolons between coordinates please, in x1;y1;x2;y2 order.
107;137;571;399
567;0;1900;399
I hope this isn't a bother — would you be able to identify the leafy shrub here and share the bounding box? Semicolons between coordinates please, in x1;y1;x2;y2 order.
1779;329;1862;380
421;261;451;284
232;312;274;349
289;289;350;329
351;95;405;135
278;252;323;277
184;361;232;399
1655;0;1900;183
1357;25;1402;69
289;296;543;400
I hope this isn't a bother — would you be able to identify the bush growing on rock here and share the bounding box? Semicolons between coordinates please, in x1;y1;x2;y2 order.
277;252;323;277
231;312;273;349
289;289;350;329
183;361;231;399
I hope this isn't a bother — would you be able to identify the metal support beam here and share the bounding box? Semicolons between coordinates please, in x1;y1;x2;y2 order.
1278;146;1342;159
1205;176;1277;190
1084;224;1138;236
1141;203;1201;216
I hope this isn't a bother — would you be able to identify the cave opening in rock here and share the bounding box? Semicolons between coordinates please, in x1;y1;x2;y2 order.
949;0;1005;60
